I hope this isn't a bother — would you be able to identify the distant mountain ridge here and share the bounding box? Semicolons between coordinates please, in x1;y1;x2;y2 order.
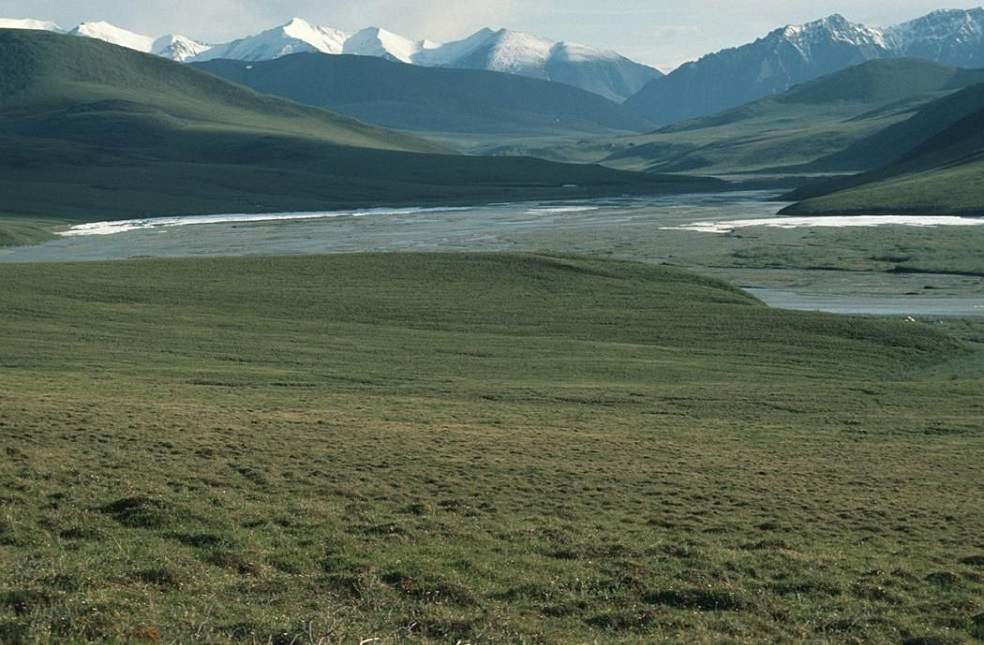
627;8;984;124
0;16;659;101
194;53;653;148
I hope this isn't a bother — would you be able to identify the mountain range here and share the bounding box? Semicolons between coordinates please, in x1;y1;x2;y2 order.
7;8;984;113
627;8;984;124
0;16;660;101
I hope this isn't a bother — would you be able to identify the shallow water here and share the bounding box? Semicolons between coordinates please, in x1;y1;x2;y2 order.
4;192;983;317
747;289;984;318
2;193;780;263
664;215;984;234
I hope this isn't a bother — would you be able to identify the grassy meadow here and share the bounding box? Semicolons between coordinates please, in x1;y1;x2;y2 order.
0;253;982;643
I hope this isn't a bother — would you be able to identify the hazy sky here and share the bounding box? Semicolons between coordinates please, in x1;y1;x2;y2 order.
1;0;981;70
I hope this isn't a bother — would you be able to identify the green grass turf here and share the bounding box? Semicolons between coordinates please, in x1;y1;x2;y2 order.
0;253;981;643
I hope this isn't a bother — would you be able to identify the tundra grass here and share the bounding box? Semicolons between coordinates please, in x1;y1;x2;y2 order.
784;159;984;217
0;253;982;643
0;219;57;248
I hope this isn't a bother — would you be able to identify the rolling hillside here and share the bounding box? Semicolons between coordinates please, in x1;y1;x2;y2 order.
537;59;984;174
193;53;653;150
797;81;984;172
784;89;984;216
0;29;721;223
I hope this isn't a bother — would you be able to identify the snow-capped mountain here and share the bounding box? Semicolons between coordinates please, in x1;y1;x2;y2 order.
192;18;347;62
886;8;984;68
343;27;435;63
0;15;656;99
0;18;62;31
69;21;156;52
63;21;209;61
626;14;894;124
419;28;554;75
152;34;211;62
415;28;662;101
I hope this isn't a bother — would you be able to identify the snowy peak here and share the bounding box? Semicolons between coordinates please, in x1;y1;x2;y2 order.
69;21;156;53
344;27;428;63
483;29;555;75
415;27;660;100
886;8;984;67
414;27;498;66
192;17;348;62
776;14;888;53
0;18;62;32
152;34;210;62
551;42;624;63
432;28;555;72
280;17;348;53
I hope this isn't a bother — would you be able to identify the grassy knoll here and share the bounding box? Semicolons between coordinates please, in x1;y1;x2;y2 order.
0;253;982;643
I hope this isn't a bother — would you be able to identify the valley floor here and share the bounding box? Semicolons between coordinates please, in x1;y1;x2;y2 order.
5;193;983;317
0;253;982;643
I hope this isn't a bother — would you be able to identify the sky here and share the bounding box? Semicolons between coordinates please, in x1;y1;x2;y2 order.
1;0;981;70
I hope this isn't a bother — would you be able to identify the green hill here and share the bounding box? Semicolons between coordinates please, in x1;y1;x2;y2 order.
193;54;653;151
796;83;984;172
528;59;984;175
0;30;443;154
784;84;984;215
0;30;719;223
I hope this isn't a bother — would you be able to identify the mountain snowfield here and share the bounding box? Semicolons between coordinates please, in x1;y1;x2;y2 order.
152;34;211;62
0;18;62;31
343;27;437;63
886;8;984;68
192;18;347;62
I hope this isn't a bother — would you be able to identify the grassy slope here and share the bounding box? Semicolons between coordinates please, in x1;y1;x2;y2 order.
0;31;442;153
794;82;984;172
526;60;984;174
0;218;58;247
785;159;984;216
192;54;652;149
0;253;981;643
785;88;984;215
0;30;717;224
